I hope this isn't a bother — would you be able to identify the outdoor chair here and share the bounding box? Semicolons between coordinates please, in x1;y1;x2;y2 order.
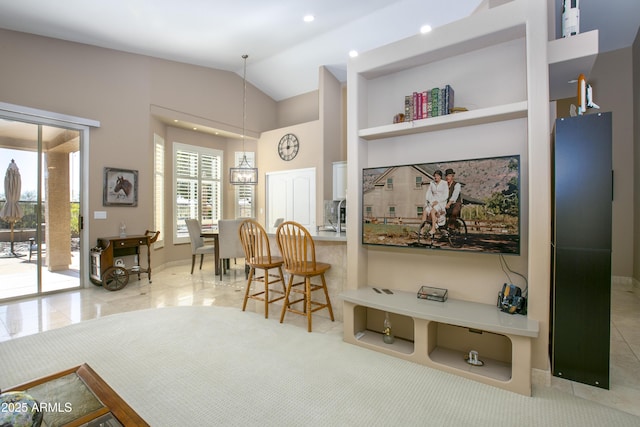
28;237;46;262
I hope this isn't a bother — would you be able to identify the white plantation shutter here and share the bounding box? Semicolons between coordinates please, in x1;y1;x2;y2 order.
234;152;255;218
153;134;165;248
173;143;222;243
200;153;221;223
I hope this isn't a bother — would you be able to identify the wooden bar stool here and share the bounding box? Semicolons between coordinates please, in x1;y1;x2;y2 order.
275;221;334;332
238;219;286;318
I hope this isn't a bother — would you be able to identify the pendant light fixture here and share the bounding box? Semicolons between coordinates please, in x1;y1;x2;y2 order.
229;54;258;185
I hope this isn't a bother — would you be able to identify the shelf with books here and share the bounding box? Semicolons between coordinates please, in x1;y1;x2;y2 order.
404;85;455;121
345;0;550;396
358;101;527;141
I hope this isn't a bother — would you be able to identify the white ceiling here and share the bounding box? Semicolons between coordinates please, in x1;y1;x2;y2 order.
0;0;637;101
0;0;482;101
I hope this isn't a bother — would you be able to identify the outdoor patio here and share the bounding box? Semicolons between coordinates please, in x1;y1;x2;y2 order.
0;240;80;300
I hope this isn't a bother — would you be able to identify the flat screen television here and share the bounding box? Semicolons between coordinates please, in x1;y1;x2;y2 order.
362;155;520;254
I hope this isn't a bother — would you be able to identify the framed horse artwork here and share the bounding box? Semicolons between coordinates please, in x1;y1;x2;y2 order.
103;167;138;206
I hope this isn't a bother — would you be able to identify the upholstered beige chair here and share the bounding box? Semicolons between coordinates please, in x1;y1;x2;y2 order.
217;218;246;280
238;219;286;318
185;219;216;274
275;221;334;332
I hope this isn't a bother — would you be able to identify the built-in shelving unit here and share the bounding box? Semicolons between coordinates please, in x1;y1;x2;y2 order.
429;347;511;382
341;288;539;395
344;0;553;396
355;329;414;355
358;101;528;140
548;29;599;100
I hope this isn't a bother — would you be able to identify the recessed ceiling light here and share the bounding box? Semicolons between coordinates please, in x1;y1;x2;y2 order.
303;15;314;23
349;50;359;58
420;24;432;34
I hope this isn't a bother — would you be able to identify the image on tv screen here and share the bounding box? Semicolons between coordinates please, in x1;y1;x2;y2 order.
362;155;520;254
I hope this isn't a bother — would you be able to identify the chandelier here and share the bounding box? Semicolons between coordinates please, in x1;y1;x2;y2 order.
229;54;258;185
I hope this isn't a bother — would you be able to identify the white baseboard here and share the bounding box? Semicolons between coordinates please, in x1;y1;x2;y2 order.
147;259;191;275
163;259;190;268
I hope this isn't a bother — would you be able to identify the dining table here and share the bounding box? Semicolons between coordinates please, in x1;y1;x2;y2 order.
200;230;220;275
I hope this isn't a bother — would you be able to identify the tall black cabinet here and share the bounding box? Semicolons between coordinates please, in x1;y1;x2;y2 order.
551;112;612;389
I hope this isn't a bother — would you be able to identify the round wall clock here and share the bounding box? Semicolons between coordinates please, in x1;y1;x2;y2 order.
278;133;299;161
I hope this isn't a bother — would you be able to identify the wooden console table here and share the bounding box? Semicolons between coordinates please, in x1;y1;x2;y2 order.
340;288;539;395
2;364;148;426
90;231;159;291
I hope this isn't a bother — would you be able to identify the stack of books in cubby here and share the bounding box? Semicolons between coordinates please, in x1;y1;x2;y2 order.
404;85;454;121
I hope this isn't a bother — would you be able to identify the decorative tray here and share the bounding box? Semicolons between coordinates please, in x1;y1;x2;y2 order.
417;286;448;302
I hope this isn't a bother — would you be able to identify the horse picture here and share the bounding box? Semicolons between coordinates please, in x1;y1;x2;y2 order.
103;168;138;206
114;176;132;198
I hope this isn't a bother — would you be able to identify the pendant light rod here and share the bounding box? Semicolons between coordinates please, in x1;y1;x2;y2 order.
241;54;248;154
229;53;258;185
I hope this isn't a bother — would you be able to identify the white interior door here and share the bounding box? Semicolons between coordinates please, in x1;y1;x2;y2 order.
266;167;315;233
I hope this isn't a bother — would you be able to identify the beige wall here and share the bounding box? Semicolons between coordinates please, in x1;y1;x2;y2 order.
256;121;323;226
590;48;635;279
634;28;640;285
252;66;346;229
157;126;258;264
0;29;278;274
320;66;346;202
276;91;318;128
0;28;345;279
557;48;636;279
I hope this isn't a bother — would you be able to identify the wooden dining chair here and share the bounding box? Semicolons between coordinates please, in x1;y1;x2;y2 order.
238;219;286;318
275;221;334;332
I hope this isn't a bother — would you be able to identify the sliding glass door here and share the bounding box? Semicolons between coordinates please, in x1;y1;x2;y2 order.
0;117;81;300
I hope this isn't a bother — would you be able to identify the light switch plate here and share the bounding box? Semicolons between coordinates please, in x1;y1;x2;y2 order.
94;211;107;219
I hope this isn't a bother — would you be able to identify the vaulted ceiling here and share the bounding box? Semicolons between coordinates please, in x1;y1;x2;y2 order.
0;0;638;102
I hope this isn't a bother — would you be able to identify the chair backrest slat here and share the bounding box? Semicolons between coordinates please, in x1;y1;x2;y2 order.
275;221;316;272
239;219;272;263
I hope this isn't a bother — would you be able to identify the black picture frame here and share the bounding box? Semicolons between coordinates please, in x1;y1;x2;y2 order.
103;167;138;207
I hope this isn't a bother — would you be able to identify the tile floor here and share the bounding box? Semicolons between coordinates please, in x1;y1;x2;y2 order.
0;259;638;417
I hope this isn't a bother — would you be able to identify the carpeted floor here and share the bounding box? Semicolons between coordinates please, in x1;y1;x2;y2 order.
1;306;638;426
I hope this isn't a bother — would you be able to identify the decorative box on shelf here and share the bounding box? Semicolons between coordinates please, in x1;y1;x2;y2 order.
417;286;448;302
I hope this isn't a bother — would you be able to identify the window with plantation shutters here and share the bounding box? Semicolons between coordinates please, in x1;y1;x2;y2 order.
173;142;222;244
234;151;255;218
153;134;165;248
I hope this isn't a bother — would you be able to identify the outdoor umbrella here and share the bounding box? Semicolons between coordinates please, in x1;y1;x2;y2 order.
0;159;24;256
